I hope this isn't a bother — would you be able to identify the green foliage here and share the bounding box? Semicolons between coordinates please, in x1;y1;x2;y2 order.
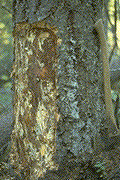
0;0;13;111
94;160;107;178
0;0;13;79
111;90;120;128
0;86;12;113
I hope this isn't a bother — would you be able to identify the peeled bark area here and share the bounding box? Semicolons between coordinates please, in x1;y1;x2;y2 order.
10;1;107;179
10;22;59;179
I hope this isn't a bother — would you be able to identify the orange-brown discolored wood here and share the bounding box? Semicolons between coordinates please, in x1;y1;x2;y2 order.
10;21;59;179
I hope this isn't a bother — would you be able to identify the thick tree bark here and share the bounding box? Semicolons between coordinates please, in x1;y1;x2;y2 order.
10;21;59;179
10;0;113;179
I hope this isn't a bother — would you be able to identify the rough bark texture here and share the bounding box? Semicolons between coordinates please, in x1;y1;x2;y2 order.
11;0;107;179
10;22;59;179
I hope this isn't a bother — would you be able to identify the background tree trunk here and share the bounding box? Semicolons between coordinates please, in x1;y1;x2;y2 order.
10;0;112;179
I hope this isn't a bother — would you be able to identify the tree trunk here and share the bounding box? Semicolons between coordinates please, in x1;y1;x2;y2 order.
10;0;115;179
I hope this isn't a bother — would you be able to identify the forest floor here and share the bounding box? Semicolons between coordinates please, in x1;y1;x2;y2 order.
0;142;119;180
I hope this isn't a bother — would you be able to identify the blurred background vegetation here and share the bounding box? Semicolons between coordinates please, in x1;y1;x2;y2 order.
0;0;13;155
0;0;13;114
0;0;13;85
